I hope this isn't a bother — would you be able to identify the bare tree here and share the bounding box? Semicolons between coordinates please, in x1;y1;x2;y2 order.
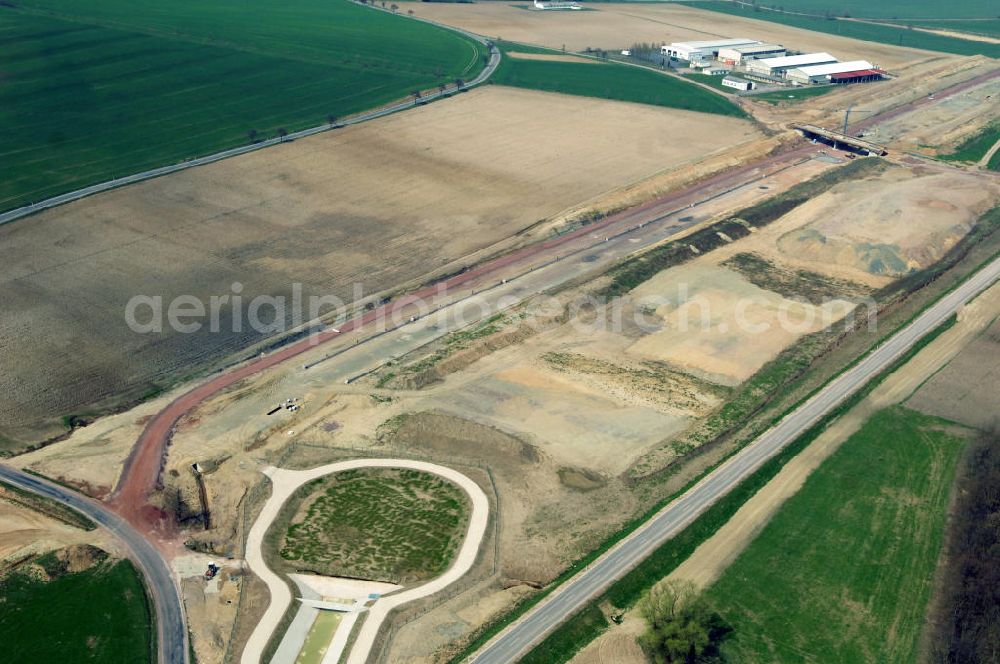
326;114;338;127
390;3;398;12
276;127;288;142
454;78;465;91
438;83;448;96
247;128;258;144
411;90;422;104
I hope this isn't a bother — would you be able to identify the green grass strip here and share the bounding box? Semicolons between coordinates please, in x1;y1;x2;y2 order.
989;148;1000;172
749;85;839;104
0;479;96;531
939;121;1000;163
492;42;746;118
519;604;610;664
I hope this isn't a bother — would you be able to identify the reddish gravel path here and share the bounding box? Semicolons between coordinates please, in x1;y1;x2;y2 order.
853;66;1000;132
108;144;811;528
109;64;1000;530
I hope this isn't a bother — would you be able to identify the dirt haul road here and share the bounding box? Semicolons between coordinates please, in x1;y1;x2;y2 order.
0;85;757;448
110;65;1000;533
107;141;815;528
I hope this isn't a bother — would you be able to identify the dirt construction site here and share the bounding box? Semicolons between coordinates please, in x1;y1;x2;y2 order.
0;86;760;449
4;6;1000;664
12;137;999;664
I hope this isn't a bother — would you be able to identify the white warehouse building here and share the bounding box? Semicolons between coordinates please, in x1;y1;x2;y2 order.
722;75;755;91
746;52;838;77
786;60;876;84
661;38;759;62
717;43;786;65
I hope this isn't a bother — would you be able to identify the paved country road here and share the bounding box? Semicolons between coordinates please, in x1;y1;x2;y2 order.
468;254;1000;664
0;465;188;664
0;21;500;227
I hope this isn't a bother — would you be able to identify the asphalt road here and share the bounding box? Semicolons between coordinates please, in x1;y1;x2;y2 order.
0;22;500;227
469;255;1000;664
0;465;188;664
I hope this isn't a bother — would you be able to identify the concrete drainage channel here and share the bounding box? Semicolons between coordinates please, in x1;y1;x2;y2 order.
240;459;490;664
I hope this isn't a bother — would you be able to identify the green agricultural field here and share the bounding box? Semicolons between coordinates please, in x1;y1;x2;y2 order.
493;44;745;117
0;550;154;663
750;85;840;104
705;407;965;663
686;2;1000;58
940;121;1000;163
279;468;469;584
0;1;485;212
